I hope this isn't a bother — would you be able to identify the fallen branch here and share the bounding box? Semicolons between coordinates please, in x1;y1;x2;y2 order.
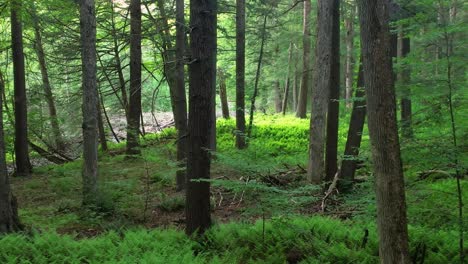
321;169;341;212
28;141;69;164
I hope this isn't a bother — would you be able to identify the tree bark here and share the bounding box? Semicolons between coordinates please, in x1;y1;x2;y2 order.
397;29;412;139
282;42;293;115
80;0;100;208
126;0;142;156
274;80;282;113
185;0;216;235
296;0;311;119
218;69;230;119
235;0;246;149
344;5;356;108
340;60;365;190
31;3;65;152
11;0;31;177
247;14;268;140
358;0;411;262
308;0;339;183
0;68;22;234
175;0;188;191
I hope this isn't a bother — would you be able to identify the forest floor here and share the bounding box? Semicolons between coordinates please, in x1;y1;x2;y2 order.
3;115;467;263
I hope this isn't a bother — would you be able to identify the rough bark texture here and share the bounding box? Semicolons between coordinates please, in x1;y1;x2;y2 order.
308;0;339;183
344;6;356;108
235;0;246;149
11;0;31;177
296;0;311;119
325;0;340;182
358;0;411;262
185;0;216;235
175;0;188;191
282;42;293;115
397;31;412;139
80;0;100;208
31;3;65;152
340;61;365;190
126;0;142;156
0;69;22;234
218;69;230;119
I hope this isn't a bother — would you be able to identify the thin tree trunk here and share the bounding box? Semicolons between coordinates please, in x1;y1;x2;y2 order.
218;69;230;119
185;0;216;235
325;0;341;182
99;89;120;143
344;6;356;109
397;28;412;139
80;0;100;208
235;0;246;149
247;14;268;140
340;59;365;190
31;3;65;152
110;0;129;118
296;0;311;119
11;0;31;177
126;0;142;156
97;95;108;152
274;80;282;113
358;0;411;262
0;68;22;234
175;0;188;191
282;42;293;115
308;0;339;183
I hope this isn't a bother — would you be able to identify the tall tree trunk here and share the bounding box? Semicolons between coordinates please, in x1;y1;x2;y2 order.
274;80;282;113
358;0;410;262
126;0;142;156
308;0;339;183
340;59;365;190
0;69;22;234
247;14;268;140
97;96;108;152
80;0;100;208
344;5;356;109
185;0;216;235
154;0;189;165
31;3;65;152
218;69;230;119
325;0;340;182
296;0;311;119
397;28;412;139
11;0;31;177
110;0;129;118
282;42;293;115
235;0;246;149
175;0;188;191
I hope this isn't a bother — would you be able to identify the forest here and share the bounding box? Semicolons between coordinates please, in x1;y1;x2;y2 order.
0;0;466;263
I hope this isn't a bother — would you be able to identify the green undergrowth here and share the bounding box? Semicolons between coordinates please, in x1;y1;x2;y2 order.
4;114;466;262
0;216;462;263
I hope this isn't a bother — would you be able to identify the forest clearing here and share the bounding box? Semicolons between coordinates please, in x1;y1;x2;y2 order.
0;0;466;263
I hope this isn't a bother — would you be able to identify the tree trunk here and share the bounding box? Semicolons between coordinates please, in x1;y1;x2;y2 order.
308;0;339;183
80;0;100;208
344;5;356;109
282;42;293;115
31;3;65;152
340;60;365;190
97;97;108;152
274;80;282;113
358;0;411;262
0;68;22;234
126;0;142;156
218;69;230;119
185;0;216;235
11;0;31;177
175;0;188;191
296;0;311;119
247;14;268;140
397;29;412;139
235;0;246;149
